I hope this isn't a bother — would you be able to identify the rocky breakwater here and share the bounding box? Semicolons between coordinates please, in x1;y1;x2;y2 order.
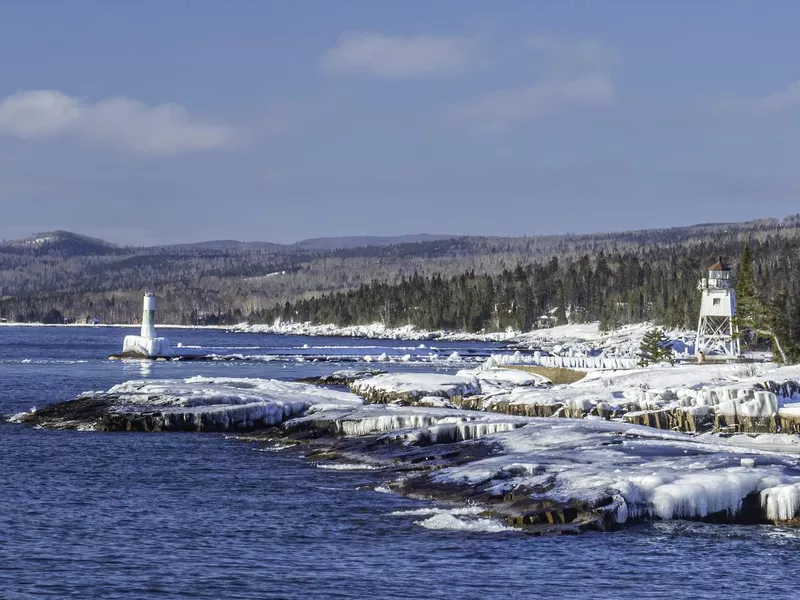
11;377;363;432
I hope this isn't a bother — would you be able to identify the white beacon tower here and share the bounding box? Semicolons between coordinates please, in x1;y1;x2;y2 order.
696;257;740;358
141;292;157;338
121;292;172;358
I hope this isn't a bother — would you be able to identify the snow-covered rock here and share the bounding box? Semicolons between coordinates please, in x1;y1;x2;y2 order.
349;373;481;405
424;417;800;526
288;404;800;530
456;367;551;394
17;377;363;432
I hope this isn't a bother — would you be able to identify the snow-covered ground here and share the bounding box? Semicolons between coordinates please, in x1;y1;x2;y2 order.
508;322;697;361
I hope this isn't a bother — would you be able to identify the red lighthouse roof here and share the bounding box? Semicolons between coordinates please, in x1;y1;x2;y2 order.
707;256;730;271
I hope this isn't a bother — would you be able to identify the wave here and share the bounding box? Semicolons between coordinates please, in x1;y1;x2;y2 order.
8;359;90;365
315;462;382;471
415;513;514;533
389;505;485;517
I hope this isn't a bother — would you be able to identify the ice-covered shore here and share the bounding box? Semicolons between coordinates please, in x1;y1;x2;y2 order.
287;404;800;531
12;371;800;532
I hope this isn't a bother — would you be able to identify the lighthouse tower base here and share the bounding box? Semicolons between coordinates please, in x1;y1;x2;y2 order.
696;315;740;358
121;335;172;358
118;293;172;358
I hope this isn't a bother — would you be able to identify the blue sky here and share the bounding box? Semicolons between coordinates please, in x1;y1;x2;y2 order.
1;1;800;244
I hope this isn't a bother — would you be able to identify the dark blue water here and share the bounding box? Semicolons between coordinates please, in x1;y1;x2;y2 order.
2;327;800;600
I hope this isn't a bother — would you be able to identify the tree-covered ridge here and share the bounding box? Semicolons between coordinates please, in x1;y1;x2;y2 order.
1;215;800;334
250;236;800;359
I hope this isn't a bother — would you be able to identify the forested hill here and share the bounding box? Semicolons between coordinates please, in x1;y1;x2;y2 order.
1;216;799;356
252;235;800;356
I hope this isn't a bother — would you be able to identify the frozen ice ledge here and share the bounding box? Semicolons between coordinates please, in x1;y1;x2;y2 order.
9;375;800;533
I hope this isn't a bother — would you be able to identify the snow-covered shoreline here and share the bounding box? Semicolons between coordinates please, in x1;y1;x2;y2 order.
230;320;519;342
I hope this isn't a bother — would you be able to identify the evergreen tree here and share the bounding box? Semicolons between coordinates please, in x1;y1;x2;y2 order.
554;282;567;324
637;328;674;366
735;239;763;347
769;288;800;363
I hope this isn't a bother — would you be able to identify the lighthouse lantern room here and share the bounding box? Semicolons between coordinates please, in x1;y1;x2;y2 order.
695;257;740;358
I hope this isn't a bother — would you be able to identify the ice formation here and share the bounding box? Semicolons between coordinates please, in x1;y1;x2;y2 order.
287;404;529;442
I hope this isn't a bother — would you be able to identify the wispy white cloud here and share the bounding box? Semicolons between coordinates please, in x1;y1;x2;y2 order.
450;35;617;132
322;32;473;77
0;90;236;153
454;73;615;132
710;80;800;116
756;80;800;112
524;35;616;72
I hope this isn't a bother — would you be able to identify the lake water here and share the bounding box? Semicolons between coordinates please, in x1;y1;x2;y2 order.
2;326;799;599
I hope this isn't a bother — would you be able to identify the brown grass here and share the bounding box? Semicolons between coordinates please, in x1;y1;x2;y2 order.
504;365;587;385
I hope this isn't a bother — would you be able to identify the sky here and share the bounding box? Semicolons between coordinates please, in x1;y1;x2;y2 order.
2;1;800;245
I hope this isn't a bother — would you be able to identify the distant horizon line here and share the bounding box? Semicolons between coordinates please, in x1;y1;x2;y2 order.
2;212;798;248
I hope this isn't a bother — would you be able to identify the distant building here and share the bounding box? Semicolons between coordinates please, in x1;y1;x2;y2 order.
537;307;564;329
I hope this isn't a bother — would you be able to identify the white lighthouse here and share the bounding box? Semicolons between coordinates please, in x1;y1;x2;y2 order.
696;257;740;358
121;293;172;358
140;292;157;338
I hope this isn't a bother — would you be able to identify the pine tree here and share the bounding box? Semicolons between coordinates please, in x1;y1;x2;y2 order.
769;288;800;363
735;239;764;346
554;282;567;324
637;328;674;366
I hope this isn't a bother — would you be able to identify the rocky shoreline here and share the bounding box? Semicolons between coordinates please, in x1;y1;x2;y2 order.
9;368;800;535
